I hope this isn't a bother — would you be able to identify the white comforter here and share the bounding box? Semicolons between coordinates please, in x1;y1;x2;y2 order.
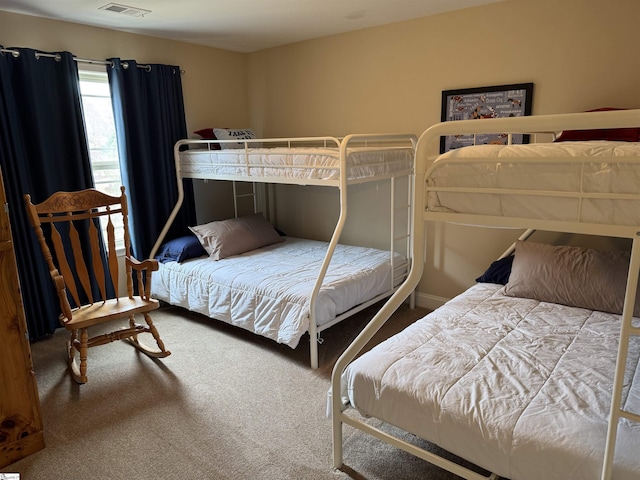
152;237;405;348
342;283;640;480
180;146;414;182
427;141;640;226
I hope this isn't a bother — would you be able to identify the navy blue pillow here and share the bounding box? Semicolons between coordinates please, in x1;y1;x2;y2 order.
476;255;514;285
155;235;207;263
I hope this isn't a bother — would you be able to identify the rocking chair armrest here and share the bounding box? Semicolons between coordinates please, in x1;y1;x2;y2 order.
51;272;73;323
126;256;159;272
125;256;158;301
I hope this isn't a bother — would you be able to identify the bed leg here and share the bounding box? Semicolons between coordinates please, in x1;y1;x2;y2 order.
332;410;343;469
310;336;319;369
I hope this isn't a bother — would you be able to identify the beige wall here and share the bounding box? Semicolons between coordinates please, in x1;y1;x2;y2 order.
2;0;639;308
247;0;640;307
249;0;640;136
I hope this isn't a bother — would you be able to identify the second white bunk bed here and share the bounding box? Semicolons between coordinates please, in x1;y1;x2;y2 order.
331;109;640;479
149;133;416;369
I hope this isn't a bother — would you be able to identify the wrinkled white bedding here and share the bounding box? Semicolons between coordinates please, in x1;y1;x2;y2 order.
179;146;414;181
151;237;406;348
427;141;640;226
342;282;640;480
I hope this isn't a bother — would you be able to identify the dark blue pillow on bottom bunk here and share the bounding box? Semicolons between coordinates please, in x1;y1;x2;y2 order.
155;235;207;263
476;255;514;285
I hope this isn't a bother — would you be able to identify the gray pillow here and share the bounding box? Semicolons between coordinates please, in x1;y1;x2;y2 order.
189;213;284;260
504;240;639;316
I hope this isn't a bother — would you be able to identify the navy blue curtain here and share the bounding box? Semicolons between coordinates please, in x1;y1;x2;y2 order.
107;59;196;260
0;48;95;340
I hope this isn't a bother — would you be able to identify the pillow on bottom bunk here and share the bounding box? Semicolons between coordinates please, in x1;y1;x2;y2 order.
475;255;514;285
504;240;639;316
189;213;284;261
155;234;207;263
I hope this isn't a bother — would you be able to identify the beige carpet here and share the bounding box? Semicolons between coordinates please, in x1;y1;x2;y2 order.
2;302;494;480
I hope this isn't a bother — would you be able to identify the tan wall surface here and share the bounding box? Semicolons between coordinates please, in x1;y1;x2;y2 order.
248;0;640;306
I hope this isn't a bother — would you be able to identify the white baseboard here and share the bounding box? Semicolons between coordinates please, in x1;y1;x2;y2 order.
413;291;449;311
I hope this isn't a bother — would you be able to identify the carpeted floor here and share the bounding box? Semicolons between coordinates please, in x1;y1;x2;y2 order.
1;302;493;480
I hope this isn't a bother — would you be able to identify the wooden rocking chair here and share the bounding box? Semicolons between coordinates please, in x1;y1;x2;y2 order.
24;186;170;384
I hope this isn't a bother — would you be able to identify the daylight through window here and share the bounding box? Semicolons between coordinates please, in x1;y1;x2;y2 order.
79;69;125;250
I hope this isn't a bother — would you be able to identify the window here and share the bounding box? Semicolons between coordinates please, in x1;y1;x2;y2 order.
79;69;125;250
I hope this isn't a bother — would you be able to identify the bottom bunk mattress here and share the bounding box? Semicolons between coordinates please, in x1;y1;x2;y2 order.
151;236;407;348
341;282;640;480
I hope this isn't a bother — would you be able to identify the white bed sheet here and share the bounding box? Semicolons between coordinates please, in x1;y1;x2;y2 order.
179;146;413;181
342;282;640;480
427;141;640;226
151;237;406;348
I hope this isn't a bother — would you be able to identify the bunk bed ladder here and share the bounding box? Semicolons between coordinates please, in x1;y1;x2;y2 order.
232;181;259;217
390;172;414;307
601;234;640;480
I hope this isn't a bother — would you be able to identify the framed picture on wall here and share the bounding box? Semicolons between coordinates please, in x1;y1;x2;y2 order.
440;82;534;153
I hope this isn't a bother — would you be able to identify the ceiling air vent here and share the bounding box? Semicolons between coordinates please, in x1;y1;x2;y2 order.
98;3;151;17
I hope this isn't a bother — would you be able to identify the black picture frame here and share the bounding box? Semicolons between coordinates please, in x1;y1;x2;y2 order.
440;82;534;153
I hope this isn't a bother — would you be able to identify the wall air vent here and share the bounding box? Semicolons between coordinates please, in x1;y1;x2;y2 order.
98;3;151;17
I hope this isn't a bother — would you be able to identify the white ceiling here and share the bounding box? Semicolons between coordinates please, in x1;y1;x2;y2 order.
0;0;506;53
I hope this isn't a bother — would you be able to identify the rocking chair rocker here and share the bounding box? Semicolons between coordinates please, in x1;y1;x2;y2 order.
24;186;170;384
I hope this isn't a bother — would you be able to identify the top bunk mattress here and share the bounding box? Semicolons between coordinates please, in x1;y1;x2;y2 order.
178;145;414;183
341;282;640;480
425;141;640;227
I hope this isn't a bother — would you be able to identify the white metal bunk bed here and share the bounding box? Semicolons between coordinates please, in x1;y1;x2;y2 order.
331;109;640;479
149;133;416;369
